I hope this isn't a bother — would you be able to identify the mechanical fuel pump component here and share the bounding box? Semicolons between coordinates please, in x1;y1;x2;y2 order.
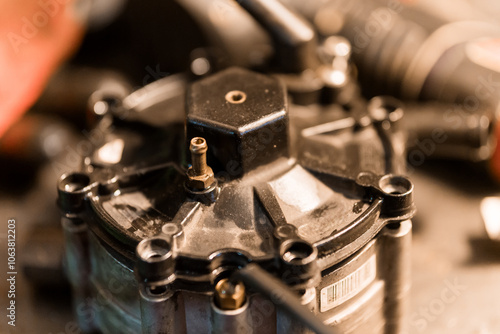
58;66;415;333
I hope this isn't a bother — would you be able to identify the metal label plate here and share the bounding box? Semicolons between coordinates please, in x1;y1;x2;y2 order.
320;255;377;312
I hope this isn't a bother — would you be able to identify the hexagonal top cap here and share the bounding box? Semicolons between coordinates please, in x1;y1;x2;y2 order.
186;67;289;176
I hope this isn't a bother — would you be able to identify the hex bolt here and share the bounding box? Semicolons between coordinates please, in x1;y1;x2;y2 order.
190;137;208;175
214;278;246;310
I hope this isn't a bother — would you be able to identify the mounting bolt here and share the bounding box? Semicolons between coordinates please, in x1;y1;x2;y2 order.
214;278;246;310
186;137;216;191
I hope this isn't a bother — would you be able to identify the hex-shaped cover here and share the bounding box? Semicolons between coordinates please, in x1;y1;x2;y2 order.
186;67;289;177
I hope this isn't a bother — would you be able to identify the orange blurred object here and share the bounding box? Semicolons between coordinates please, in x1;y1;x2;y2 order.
491;119;500;182
0;0;84;138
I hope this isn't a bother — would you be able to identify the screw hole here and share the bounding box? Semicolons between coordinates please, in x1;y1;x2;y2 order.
379;175;413;195
281;240;316;264
137;238;172;263
225;90;247;104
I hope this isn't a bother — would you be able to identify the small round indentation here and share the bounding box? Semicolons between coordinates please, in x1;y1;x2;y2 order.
274;224;297;239
356;172;375;187
378;175;413;195
162;223;180;235
137;237;172;263
225;90;247;104
59;173;90;193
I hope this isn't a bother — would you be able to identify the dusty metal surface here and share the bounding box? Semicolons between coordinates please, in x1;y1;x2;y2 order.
1;160;499;333
54;66;413;333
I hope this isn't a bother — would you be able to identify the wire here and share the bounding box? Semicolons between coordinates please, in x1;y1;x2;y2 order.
232;263;338;334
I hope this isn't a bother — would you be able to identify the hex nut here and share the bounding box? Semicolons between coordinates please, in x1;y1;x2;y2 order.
186;166;215;190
